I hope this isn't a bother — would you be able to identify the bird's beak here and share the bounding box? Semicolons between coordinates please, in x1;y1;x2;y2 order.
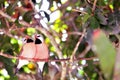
35;35;37;38
25;35;29;39
33;34;37;39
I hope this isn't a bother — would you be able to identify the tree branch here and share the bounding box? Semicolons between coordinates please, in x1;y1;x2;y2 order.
0;52;96;62
70;29;86;62
68;29;86;78
0;10;30;27
92;0;97;12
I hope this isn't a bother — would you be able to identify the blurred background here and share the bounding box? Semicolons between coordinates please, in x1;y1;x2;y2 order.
0;0;120;80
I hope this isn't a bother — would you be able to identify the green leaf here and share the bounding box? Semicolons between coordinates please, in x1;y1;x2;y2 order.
86;7;92;15
98;0;107;6
82;14;90;24
0;0;5;3
15;19;22;27
6;0;18;15
0;19;7;28
0;56;15;77
92;29;116;80
27;28;36;35
89;16;100;29
23;11;33;23
0;0;5;9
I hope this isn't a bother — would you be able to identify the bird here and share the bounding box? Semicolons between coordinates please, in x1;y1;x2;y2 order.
92;29;116;79
15;36;36;74
34;34;49;73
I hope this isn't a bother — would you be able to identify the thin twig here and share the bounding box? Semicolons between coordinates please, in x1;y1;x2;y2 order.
0;10;30;27
92;0;97;12
72;9;87;14
68;32;82;35
68;29;86;79
78;44;91;58
0;52;96;62
70;29;86;62
4;18;10;29
84;72;90;80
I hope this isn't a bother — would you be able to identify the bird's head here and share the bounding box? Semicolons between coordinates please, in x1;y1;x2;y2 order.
34;34;44;44
22;36;34;43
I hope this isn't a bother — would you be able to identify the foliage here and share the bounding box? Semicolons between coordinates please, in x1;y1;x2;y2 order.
0;0;119;80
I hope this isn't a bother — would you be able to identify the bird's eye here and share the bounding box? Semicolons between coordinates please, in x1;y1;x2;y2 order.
37;35;40;37
36;34;44;42
22;38;27;43
24;39;27;41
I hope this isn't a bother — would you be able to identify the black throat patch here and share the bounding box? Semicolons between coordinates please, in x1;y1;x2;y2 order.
35;38;42;44
27;39;34;43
